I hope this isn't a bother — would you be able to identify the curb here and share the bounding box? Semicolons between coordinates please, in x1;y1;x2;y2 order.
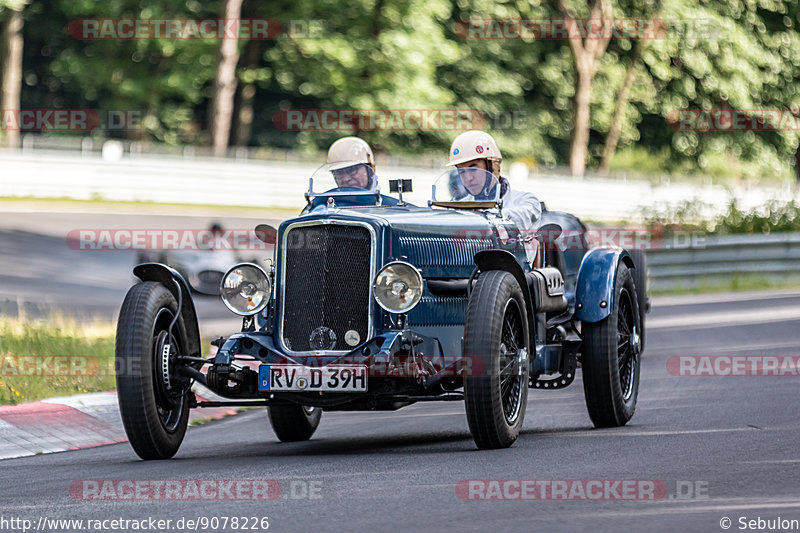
0;386;237;460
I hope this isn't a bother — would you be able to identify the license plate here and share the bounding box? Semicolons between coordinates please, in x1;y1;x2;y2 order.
259;365;368;392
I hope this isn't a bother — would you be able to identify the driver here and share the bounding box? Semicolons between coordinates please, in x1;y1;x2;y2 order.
327;136;375;189
448;130;542;264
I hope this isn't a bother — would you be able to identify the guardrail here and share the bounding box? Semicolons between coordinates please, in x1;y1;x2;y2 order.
648;232;800;291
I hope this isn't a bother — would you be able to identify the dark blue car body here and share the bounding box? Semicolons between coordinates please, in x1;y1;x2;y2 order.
122;182;648;458
137;195;637;405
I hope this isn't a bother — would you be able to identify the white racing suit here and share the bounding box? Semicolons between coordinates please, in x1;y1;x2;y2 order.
499;182;542;265
466;177;542;265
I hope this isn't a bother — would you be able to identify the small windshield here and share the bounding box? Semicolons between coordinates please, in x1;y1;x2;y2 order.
309;161;378;194
431;168;500;203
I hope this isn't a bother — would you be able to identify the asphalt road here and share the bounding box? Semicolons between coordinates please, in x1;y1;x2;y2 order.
0;293;799;531
2;208;800;532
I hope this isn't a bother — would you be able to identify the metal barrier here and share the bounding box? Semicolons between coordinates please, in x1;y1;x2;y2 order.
647;232;800;290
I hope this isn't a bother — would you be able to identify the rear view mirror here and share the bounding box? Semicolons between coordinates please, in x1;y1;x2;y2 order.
389;179;413;193
254;224;277;245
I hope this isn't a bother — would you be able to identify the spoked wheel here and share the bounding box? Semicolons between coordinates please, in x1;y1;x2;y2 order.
116;282;192;460
582;262;642;428
628;249;649;351
464;270;530;449
268;404;322;442
499;300;526;426
617;289;637;402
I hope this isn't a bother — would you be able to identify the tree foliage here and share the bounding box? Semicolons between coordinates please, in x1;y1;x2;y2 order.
6;0;800;180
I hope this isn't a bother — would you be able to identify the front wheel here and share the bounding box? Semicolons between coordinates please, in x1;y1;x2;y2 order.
116;282;192;460
268;405;321;442
581;262;642;428
463;270;530;449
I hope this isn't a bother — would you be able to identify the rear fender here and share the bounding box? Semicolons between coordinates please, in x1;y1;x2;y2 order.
133;263;202;357
575;249;633;323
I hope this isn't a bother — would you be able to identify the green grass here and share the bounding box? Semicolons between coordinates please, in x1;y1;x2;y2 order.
652;274;800;296
0;313;227;406
0;316;116;405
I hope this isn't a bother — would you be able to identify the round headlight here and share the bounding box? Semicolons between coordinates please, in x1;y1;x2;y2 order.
373;261;423;314
220;263;271;316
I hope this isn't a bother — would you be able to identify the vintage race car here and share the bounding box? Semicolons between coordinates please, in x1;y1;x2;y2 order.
115;165;648;460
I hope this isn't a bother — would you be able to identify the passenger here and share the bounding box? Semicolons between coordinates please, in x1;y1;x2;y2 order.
448;130;542;264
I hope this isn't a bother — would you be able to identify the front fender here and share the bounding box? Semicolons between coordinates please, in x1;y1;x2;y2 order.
133;263;202;357
474;249;537;347
575;249;633;323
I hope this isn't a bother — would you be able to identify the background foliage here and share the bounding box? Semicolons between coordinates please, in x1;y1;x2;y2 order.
2;0;800;180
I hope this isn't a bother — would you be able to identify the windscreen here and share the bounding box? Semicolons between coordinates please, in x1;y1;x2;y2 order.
431;168;500;203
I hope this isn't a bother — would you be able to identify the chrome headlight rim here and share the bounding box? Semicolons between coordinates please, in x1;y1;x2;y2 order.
372;260;423;314
220;262;271;316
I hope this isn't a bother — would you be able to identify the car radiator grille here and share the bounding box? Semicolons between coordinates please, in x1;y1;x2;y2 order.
282;224;372;352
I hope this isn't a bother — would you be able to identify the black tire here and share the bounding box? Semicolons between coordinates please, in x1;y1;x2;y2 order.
628;249;649;350
463;270;530;449
268;405;321;442
581;263;642;428
116;281;191;460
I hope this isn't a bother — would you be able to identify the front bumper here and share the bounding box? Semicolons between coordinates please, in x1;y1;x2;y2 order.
206;329;468;404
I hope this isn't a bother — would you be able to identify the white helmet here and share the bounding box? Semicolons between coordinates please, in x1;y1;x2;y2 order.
327;136;375;171
448;130;502;168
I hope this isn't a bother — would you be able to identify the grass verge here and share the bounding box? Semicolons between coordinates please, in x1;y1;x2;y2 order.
0;195;302;217
651;274;800;296
0;315;116;405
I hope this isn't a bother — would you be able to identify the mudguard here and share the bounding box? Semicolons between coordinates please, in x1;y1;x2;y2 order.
133;263;202;358
473;249;537;347
574;248;633;323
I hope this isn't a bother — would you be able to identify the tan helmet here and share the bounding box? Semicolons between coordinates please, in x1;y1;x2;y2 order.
448;130;502;174
327;136;375;171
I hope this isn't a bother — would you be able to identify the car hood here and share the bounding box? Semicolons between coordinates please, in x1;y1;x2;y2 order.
304;205;498;235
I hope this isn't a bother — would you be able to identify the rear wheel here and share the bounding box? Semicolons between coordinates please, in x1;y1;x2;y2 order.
268;405;321;442
581;263;641;428
463;270;530;449
116;282;191;460
628;249;649;350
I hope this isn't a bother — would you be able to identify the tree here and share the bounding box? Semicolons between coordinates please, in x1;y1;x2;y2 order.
637;0;800;181
0;0;25;148
557;0;613;177
599;0;662;175
253;0;460;154
209;0;243;156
